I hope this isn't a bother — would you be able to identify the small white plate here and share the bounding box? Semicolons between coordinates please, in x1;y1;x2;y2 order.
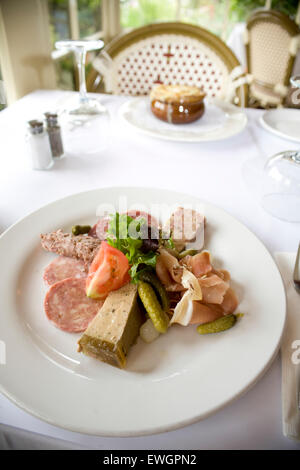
0;187;286;436
260;108;300;143
119;97;247;142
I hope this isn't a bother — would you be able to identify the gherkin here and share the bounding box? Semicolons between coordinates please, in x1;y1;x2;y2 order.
72;224;91;236
178;249;199;259
138;281;169;334
196;314;237;335
138;271;169;311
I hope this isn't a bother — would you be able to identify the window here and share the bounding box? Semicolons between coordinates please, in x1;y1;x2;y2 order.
120;0;299;41
120;0;237;40
48;0;103;90
77;0;102;38
48;0;103;45
48;0;70;46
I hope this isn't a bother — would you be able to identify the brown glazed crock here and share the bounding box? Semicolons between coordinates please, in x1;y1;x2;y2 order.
150;85;206;124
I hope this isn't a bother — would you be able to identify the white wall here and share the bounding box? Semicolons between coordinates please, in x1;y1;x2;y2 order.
0;0;56;104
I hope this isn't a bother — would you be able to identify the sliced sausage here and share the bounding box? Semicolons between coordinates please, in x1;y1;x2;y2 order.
89;212;159;240
44;278;103;333
43;256;87;286
125;210;159;228
89;217;110;239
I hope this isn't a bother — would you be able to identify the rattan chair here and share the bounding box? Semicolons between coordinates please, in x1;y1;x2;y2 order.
87;22;248;106
245;9;300;108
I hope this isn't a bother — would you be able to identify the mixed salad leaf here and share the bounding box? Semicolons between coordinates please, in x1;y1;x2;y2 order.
106;213;158;282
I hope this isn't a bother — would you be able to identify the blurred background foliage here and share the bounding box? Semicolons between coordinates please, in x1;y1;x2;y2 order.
229;0;298;20
120;0;298;38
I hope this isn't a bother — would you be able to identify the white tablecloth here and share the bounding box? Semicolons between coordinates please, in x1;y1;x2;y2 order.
0;90;299;450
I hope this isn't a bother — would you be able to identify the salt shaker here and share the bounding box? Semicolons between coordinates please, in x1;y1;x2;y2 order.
26;120;54;170
45;112;64;158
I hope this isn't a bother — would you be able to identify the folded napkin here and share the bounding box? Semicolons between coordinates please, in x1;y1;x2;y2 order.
275;252;300;441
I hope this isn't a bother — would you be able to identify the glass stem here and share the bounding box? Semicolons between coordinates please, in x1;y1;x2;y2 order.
292;151;300;163
75;48;87;104
282;150;300;164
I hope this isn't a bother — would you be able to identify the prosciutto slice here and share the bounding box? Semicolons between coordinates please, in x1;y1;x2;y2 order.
198;273;229;305
156;248;184;292
182;251;212;278
214;269;231;282
220;287;239;314
189;302;224;325
167;250;238;325
170;269;203;325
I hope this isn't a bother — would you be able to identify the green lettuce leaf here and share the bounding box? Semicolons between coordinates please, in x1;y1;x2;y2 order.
106;213;158;282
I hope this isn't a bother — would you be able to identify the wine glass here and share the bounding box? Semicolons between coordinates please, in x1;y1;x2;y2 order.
260;75;300;222
261;150;300;222
55;39;110;155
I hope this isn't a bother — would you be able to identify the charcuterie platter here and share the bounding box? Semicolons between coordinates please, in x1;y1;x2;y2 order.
0;187;286;436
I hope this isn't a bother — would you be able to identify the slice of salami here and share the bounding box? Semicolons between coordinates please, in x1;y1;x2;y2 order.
125;210;159;228
43;256;87;286
89;217;110;239
88;223;98;238
89;212;159;240
44;278;103;333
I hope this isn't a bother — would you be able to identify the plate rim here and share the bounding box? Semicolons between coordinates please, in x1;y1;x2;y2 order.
0;186;287;436
0;340;283;437
119;97;248;142
259;109;300;144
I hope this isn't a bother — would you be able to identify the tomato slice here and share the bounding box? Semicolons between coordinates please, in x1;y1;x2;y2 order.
86;241;130;299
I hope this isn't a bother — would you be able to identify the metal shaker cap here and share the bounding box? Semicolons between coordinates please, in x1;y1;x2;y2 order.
44;112;58;126
28;120;44;134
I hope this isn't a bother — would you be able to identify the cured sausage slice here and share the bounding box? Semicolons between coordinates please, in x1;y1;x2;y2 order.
44;278;103;333
43;256;87;286
89;212;159;240
89;217;110;239
125;210;159;228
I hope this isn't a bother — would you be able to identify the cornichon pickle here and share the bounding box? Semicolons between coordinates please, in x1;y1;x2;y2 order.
178;249;199;259
196;314;236;335
138;281;169;334
137;271;169;311
72;225;91;236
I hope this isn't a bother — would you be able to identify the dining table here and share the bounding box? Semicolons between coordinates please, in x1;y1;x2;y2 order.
0;89;299;450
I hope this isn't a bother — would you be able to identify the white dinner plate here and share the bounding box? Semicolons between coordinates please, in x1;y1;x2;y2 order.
119;97;247;142
0;187;285;436
260;108;300;143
